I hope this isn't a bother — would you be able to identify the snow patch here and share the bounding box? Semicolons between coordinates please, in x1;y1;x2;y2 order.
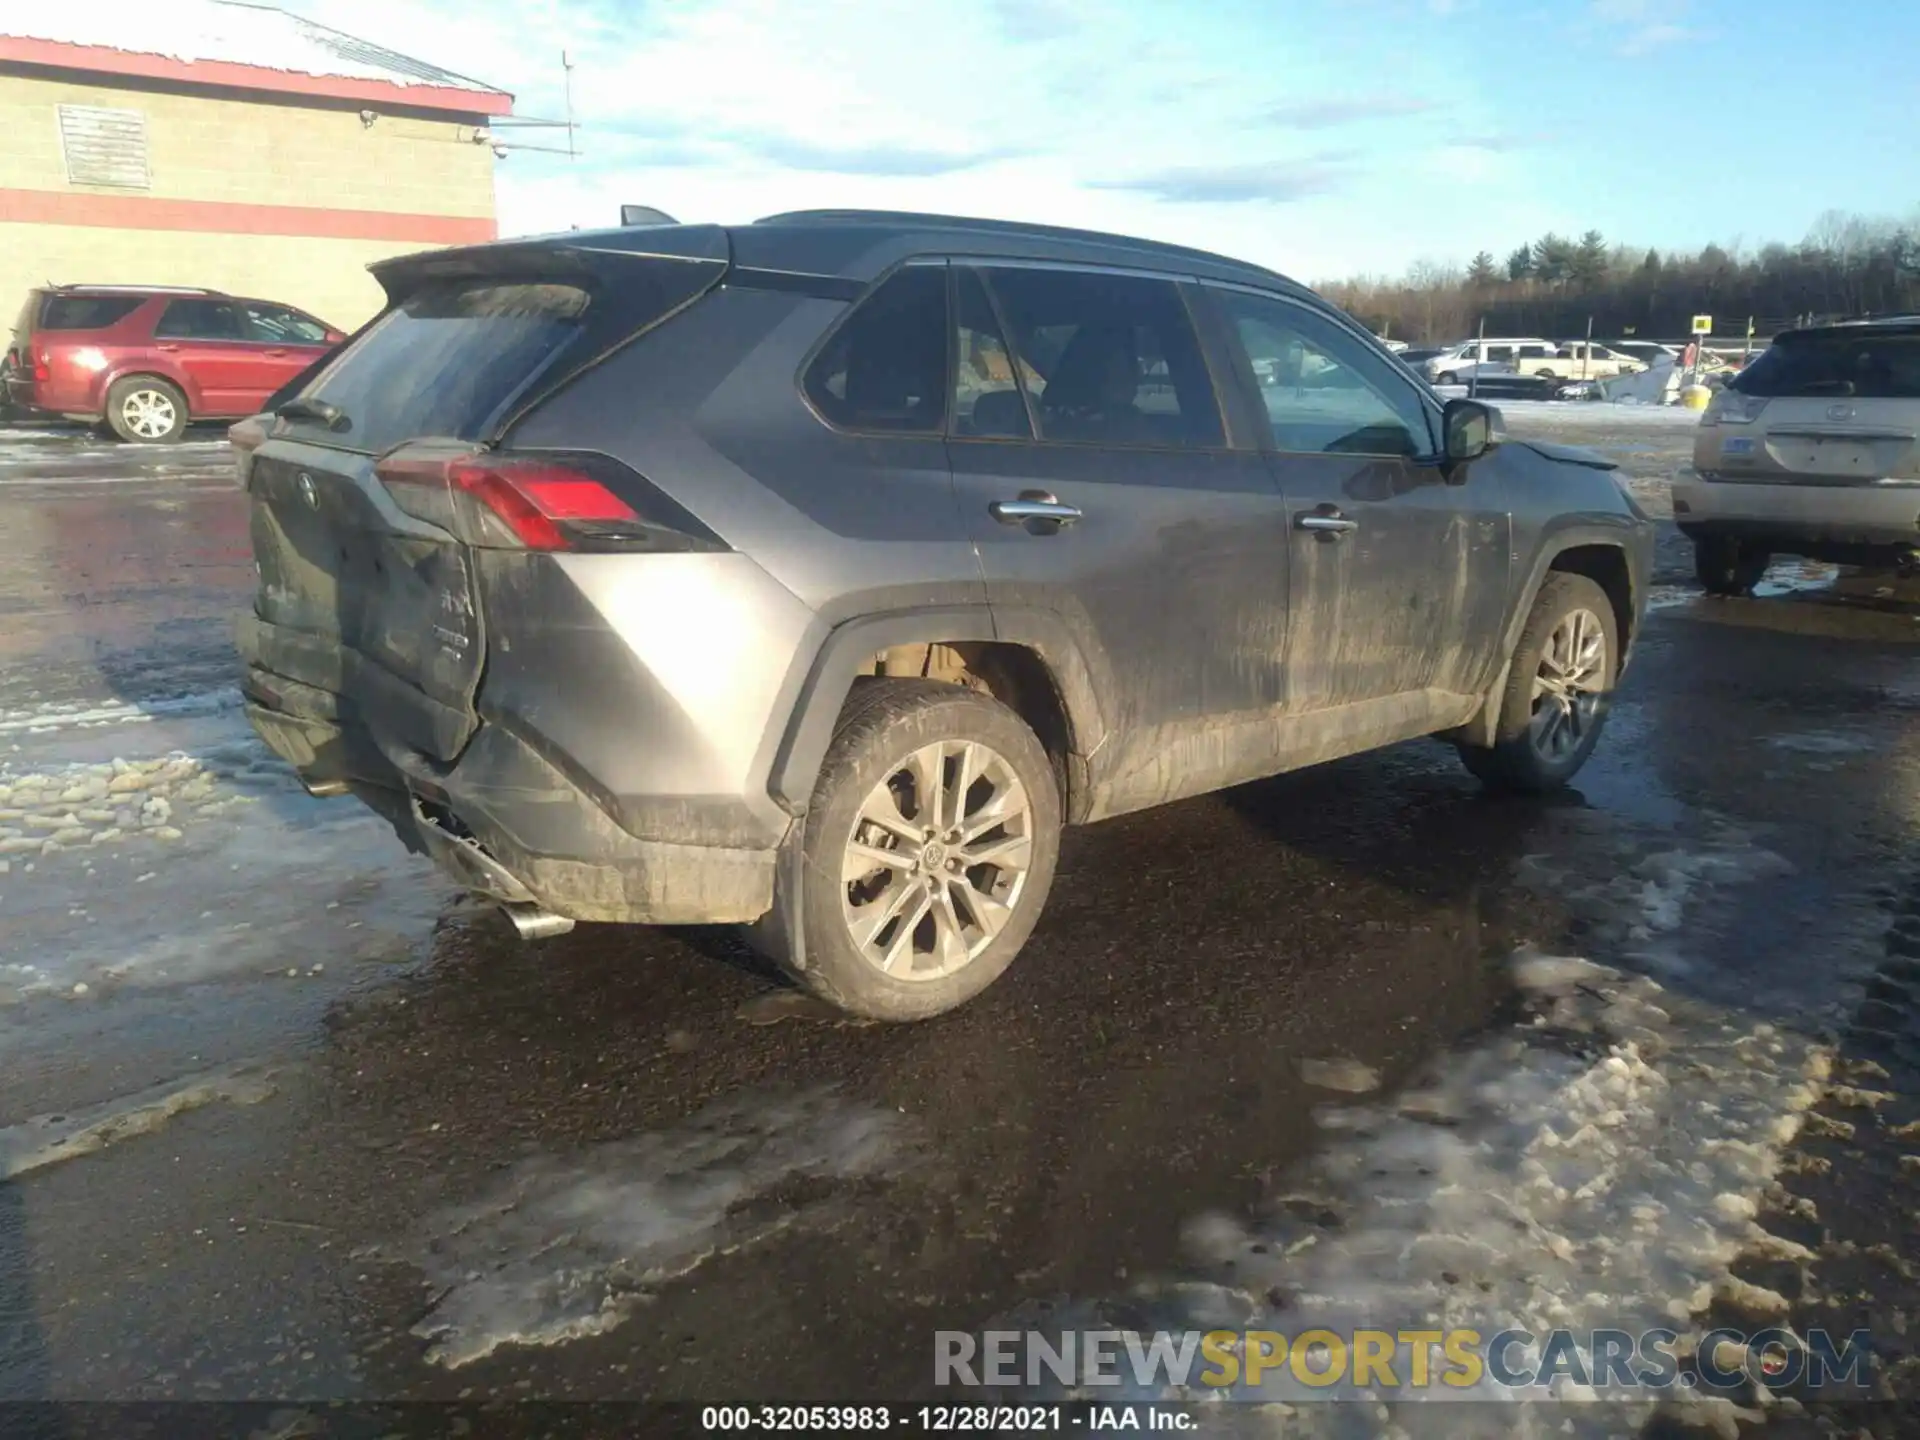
0;688;239;736
0;739;288;858
982;950;1827;1427
392;1088;911;1367
0;1061;278;1178
1492;399;1704;428
3;0;504;94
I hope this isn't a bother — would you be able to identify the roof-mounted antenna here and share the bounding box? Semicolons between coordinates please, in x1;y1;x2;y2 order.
486;51;581;156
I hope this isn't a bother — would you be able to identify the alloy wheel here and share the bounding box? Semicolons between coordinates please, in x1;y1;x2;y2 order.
840;739;1035;981
122;389;177;440
1529;607;1608;762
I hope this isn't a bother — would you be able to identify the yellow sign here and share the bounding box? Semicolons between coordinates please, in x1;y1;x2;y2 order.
1691;314;1713;335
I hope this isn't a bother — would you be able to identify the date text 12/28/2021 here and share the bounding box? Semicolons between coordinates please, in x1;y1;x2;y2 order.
699;1404;1202;1432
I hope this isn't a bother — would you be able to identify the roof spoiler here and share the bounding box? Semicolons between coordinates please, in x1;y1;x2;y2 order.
368;225;730;307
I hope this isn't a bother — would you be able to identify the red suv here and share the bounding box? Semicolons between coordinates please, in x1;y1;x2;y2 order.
3;285;344;443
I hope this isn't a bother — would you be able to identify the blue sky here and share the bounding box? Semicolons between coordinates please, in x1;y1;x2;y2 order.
293;0;1920;280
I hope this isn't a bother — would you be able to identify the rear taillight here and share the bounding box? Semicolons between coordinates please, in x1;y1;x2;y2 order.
32;350;50;383
1701;392;1769;427
374;448;723;553
446;459;640;550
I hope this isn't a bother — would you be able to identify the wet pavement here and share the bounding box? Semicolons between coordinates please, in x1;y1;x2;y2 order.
1;414;1918;1435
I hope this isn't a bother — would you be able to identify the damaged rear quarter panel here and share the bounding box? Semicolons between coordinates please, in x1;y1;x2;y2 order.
471;548;815;851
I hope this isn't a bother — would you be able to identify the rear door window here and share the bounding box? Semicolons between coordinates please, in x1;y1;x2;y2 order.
1734;332;1920;400
288;280;591;452
802;263;948;434
977;266;1223;449
155;299;245;340
38;294;143;331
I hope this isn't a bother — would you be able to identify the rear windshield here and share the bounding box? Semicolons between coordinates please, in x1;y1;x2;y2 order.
37;294;144;331
290;280;591;451
1733;331;1920;400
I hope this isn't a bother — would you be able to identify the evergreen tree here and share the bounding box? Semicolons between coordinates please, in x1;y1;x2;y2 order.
1571;230;1609;288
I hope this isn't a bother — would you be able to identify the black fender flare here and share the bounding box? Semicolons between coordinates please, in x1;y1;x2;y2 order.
766;603;1107;817
1458;525;1642;749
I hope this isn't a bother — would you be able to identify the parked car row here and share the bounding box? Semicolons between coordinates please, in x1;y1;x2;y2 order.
1413;337;1650;385
2;284;342;441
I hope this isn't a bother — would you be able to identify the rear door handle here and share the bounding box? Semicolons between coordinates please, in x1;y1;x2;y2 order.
156;344;180;352
1295;509;1358;534
990;492;1082;530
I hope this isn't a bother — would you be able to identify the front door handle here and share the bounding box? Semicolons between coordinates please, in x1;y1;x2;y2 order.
156;343;180;352
990;491;1082;531
1295;509;1358;535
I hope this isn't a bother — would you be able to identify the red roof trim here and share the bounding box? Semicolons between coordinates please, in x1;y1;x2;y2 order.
1;186;497;244
0;35;513;116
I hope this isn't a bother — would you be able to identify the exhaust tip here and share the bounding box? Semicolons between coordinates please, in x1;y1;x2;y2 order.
502;903;576;940
302;779;350;798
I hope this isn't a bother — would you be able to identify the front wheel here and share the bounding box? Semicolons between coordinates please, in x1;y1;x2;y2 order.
105;375;188;443
1458;572;1619;793
1437;371;1460;386
787;679;1062;1021
1694;534;1770;596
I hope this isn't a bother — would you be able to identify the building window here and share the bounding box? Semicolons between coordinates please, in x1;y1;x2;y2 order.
57;105;152;190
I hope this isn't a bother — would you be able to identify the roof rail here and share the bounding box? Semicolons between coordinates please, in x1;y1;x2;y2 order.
751;208;1284;278
53;284;225;296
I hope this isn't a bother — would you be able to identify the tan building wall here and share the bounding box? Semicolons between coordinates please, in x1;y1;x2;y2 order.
0;71;498;328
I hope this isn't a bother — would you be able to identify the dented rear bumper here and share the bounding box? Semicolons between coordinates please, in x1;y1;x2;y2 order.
239;619;782;926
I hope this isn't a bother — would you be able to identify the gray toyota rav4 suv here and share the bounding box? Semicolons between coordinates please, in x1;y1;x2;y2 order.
236;210;1653;1020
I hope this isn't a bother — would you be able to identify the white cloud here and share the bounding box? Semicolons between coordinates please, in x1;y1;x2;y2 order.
285;0;1529;278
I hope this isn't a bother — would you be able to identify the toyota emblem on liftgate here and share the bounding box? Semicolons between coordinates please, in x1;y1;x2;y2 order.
298;472;318;508
1827;403;1856;421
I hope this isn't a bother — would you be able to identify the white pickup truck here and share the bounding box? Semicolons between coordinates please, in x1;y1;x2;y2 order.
1513;342;1649;381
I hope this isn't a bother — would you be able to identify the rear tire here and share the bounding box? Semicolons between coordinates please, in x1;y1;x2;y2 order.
1457;572;1619;794
105;375;187;443
787;679;1061;1022
1694;534;1770;596
1437;371;1460;385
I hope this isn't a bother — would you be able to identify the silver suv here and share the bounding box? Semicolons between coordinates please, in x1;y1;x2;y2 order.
236;210;1654;1020
1677;318;1920;593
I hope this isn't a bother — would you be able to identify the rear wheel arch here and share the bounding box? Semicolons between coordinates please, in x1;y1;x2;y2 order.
768;607;1102;822
106;361;196;408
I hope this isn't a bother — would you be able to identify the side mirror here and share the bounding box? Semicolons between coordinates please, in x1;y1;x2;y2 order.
1443;398;1498;467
